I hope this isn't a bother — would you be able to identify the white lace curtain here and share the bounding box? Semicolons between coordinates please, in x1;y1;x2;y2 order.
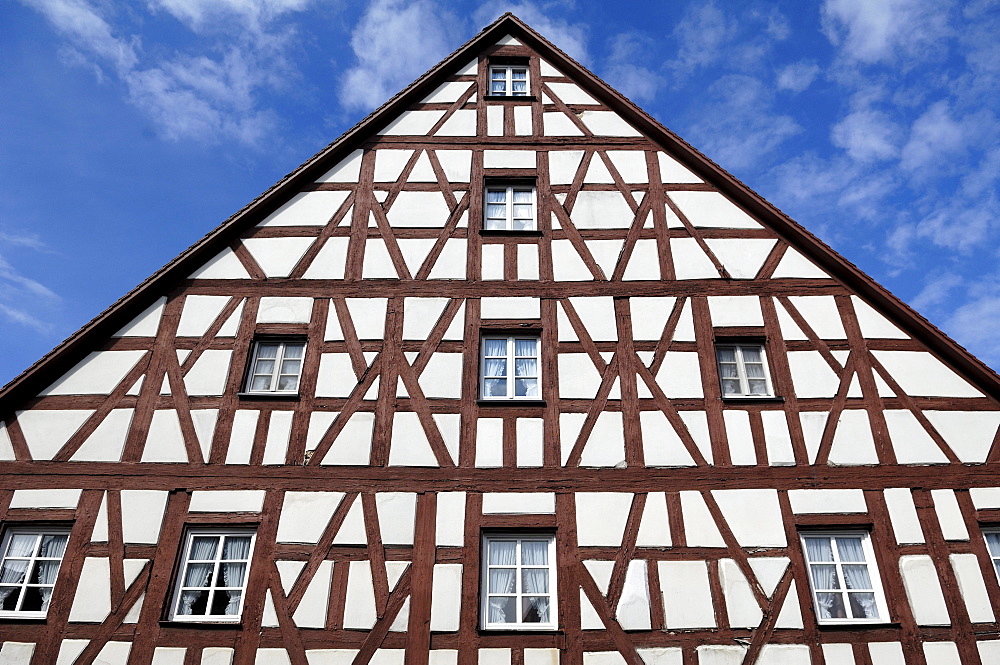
0;535;34;608
221;537;251;615
521;541;549;622
487;541;516;622
837;537;877;618
179;537;219;615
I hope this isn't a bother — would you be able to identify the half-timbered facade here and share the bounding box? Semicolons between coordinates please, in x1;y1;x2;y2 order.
2;14;1000;665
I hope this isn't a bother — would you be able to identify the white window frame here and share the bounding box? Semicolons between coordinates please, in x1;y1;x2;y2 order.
0;528;70;618
489;65;529;96
169;529;256;622
982;528;1000;581
479;334;541;400
244;339;306;394
484;185;537;231
480;533;557;630
800;531;888;625
715;342;773;398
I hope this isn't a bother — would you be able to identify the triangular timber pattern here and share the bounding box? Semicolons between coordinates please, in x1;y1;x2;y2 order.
2;13;1000;665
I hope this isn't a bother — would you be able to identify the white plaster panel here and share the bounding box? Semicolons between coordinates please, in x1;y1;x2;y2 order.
584;156;614;183
787;351;840;398
121;490;168;543
10;489;81;509
481;297;540;319
819;644;855;665
851;296;908;338
436;110;477;136
636;492;671;546
617;559;652;629
930;489;969;540
656;153;701;183
317;149;362;183
579;589;603;629
552;238;595;280
375;493;416;545
330;496;365;545
670;238;720;279
571;191;634;229
430;564;463;631
558;354;602;399
866;643;904;665
344;298;387;339
141;410;187;463
883;488;925;544
479;649;511;665
756;646;810;665
189;248;251;279
0;642;36;663
433;413;460;464
387;191;451;228
216;301;244;337
343;561;377;629
429;238;467;279
884;410;949;465
978;641;1000;663
41;350;147;396
183;350;232;397
403;298;449;340
568;297;617;341
475;418;503;468
800;411;828;464
436;492;465;546
787;296;846;339
254;649;291;665
949;553;995;623
719;559;762;628
694;646;745;665
580;411;626;468
374;149;413;182
113;297;166;336
871;351;981;397
516;418;544;468
655;352;703;398
259;191;350;227
623;238;661;280
971;487;1000;509
899;555;951;625
680;491;725;547
775;299;806;340
576;493;632;546
389;412;438;467
828;409;879;466
487;106;504;136
707;296;763;327
658;560;716;628
55;640;89;665
921;643;959;665
69;558;111;622
378;110;445;135
680;411;713;464
546;82;598;104
925;411;1000;464
761;411;795;466
605;150;648;183
419;353;463;399
434;150;471;181
429;652;459;665
226;410;259;464
482;244;503;280
788;489;867;514
775;583;804;628
482;493;555;514
277;492;345;544
582;654;625;665
421;81;474;104
243;237;314;278
189;490;265;513
705;239;776;279
640;410;696;467
543;112;584;136
669;191;761;228
513;105;532;135
518;244;539;280
71;408;133;462
549;151;584;185
524;650;559;665
723;410;756;466
315;354;358;398
361;239;399;279
712;489;785;547
772;248;830;279
585;239;624;278
579;111;642;136
629;297;675;340
257;297;313;324
293;559;332;629
636;649;681;665
177;295;231;338
483;150;536;168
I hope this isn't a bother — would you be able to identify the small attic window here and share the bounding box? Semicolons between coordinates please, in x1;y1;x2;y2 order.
490;65;529;97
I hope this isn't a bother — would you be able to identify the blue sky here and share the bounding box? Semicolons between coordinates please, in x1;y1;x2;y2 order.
1;0;998;386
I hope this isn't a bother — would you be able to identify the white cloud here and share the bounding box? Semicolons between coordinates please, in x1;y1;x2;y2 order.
831;109;903;162
900;101;972;172
776;61;820;93
148;0;314;34
473;2;589;65
667;1;733;75
0;250;59;334
821;0;954;64
911;272;963;310
339;0;458;111
20;0;138;72
602;32;664;103
943;286;1000;368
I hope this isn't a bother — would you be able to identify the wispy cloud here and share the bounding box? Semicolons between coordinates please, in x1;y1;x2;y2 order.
473;2;589;64
776;61;820;93
602;32;664;103
0;237;60;333
821;0;954;65
831;109;903;162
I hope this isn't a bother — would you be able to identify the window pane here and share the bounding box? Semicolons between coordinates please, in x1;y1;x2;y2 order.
487;596;516;623
721;379;742;396
521;596;550;622
513;204;533;218
250;375;272;391
220;563;247;588
512;218;533;231
486;204;507;218
488;541;517;565
491;82;506;94
514;338;537;356
276;375;298;391
810;564;840;590
256;344;279;359
223;536;252;560
521;541;548;565
283;344;304;359
512;189;532;203
0;587;20;611
0;560;28;585
484;378;508;397
986;532;1000;556
716;348;737;363
28;560;60;585
253;359;275;376
514;359;537;377
741;347;762;362
280;359;301;375
815;592;846;619
511;69;527;79
484;358;507;377
491;70;506;80
178;590;208;615
514;378;538;397
487;190;507;203
804;537;834;562
747;379;768;395
522;568;548;593
836;537;866;562
485;218;507;230
841;565;872;590
848;592;878;619
718;364;738;378
184;563;214;587
483;339;507;356
19;587;45;612
489;569;516;593
744;363;766;378
218;589;242;615
38;535;67;558
189;536;219;561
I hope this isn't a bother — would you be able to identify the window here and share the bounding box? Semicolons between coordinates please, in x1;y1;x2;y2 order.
801;532;886;623
480;336;540;399
481;534;557;629
0;528;69;617
715;343;772;397
489;65;529;96
485;185;536;231
245;340;305;394
982;529;1000;579
170;530;255;621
